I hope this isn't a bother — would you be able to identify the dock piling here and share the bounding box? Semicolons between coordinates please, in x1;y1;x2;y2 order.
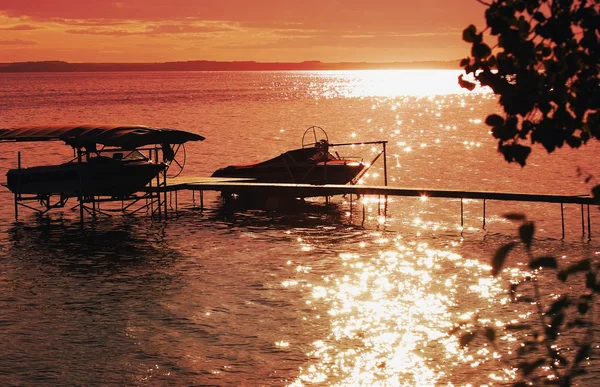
561;202;565;240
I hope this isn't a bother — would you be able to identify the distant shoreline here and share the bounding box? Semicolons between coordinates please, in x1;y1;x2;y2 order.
0;60;461;73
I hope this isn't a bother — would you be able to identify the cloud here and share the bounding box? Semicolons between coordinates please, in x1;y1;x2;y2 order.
48;18;128;27
0;38;37;45
65;21;235;36
0;24;38;30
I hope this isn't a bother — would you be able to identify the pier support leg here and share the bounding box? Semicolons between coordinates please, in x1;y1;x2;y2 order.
460;198;464;232
561;203;565;240
587;204;591;241
77;149;84;223
581;204;585;237
163;169;168;219
14;151;21;221
362;200;366;225
383;142;388;187
482;199;486;230
200;190;204;210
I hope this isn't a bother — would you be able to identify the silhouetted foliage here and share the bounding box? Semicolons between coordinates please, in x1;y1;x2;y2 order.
460;0;599;169
452;214;597;386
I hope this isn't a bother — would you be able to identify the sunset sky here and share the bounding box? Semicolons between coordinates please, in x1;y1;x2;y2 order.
0;1;487;63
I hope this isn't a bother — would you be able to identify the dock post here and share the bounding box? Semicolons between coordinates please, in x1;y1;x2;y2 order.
155;150;162;219
460;198;464;230
77;148;84;223
482;199;486;230
362;200;366;224
200;190;204;210
383;142;388;186
163;160;168;218
14;151;21;220
587;204;591;241
561;203;565;240
581;204;585;236
383;142;388;218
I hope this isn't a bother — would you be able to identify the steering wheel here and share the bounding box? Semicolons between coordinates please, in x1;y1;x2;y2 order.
165;143;187;178
301;126;329;148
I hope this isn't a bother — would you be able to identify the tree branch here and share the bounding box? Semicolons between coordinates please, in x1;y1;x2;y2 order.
475;0;492;5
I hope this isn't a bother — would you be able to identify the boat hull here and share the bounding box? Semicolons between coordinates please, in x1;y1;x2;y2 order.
6;158;165;197
212;160;365;185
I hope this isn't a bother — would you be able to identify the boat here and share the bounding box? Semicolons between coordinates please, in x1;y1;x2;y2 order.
211;126;367;185
0;124;204;198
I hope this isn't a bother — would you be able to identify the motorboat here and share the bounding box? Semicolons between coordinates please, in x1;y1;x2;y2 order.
211;126;367;185
5;150;165;197
1;124;204;198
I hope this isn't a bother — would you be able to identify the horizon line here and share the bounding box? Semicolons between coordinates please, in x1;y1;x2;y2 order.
0;59;462;73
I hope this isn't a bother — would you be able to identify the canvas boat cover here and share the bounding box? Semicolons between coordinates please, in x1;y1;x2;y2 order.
0;125;205;149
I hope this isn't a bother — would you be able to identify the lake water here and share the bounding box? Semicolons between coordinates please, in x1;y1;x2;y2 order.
0;70;598;386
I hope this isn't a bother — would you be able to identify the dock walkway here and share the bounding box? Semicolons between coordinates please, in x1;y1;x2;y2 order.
143;177;596;239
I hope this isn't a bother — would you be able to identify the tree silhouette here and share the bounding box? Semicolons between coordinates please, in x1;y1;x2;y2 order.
454;2;600;385
459;0;599;174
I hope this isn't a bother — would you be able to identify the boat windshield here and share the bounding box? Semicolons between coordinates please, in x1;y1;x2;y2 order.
65;149;151;163
121;150;148;161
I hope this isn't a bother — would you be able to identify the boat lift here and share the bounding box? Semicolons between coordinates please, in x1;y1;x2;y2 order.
0;125;204;221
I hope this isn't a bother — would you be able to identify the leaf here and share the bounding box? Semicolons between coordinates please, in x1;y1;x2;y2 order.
519;222;535;249
550;313;565;329
500;144;531;166
549;348;569;366
472;42;491;58
503;212;526;221
492;242;516;276
586;272;597;290
566;259;591;276
458;74;476;91
545;296;569;315
459;331;476;347
529;256;557;270
557;270;568;282
519;358;545;376
577;300;589;315
462;24;477;43
533;11;546;23
575;344;591;364
485;114;505;127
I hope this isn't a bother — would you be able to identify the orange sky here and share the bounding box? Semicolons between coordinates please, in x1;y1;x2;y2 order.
0;0;487;63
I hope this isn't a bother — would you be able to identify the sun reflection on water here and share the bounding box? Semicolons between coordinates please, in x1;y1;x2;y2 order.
285;235;518;386
312;70;489;98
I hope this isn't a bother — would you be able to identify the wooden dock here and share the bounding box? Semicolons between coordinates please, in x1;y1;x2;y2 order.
142;177;596;239
5;175;595;238
150;177;594;205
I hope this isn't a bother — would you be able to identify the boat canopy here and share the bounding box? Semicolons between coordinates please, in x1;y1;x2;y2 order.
0;125;205;149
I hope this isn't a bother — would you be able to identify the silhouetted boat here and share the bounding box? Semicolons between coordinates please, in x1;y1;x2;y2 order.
211;126;366;185
1;125;204;197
